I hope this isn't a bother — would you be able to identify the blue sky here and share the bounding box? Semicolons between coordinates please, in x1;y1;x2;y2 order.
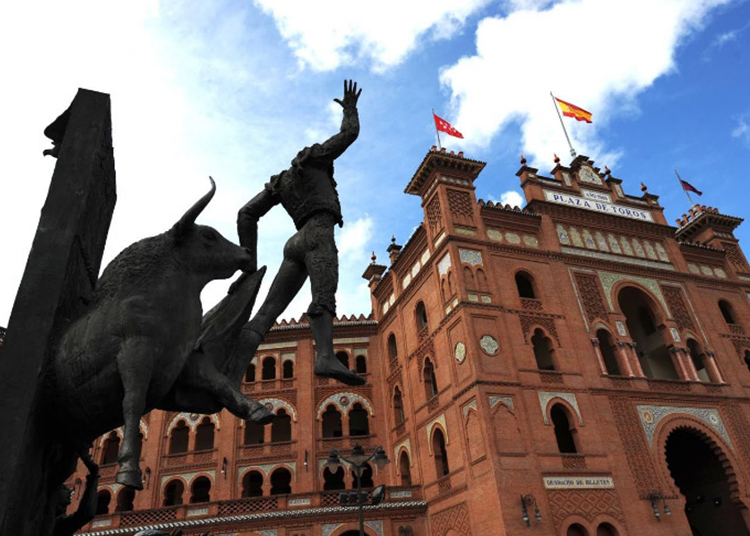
1;0;749;325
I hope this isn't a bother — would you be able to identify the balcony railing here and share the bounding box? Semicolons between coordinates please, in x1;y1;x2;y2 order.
84;486;424;533
162;448;217;467
520;297;543;311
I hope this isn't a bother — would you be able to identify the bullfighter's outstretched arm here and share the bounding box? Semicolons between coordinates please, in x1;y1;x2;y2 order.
237;187;278;272
316;79;361;161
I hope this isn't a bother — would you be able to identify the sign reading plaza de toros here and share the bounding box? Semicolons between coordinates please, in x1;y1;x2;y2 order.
544;189;654;222
542;475;615;489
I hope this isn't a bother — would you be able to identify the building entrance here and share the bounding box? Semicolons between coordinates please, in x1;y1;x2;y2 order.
665;428;750;536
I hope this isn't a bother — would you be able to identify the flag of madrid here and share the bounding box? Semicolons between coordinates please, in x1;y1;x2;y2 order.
433;113;464;139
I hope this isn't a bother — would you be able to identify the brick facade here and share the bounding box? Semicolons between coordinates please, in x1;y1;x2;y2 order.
68;148;750;536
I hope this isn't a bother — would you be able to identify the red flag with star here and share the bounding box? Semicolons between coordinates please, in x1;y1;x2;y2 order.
433;112;464;139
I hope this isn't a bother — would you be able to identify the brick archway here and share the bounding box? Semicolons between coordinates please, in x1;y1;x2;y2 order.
653;416;750;534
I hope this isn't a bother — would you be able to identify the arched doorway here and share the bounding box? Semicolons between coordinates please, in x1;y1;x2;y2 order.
665;427;750;536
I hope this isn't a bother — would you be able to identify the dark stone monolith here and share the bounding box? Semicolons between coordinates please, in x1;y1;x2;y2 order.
0;88;116;536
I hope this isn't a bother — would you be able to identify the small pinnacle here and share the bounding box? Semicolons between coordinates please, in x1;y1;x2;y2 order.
640;182;648;193
520;154;527;165
604;165;611;176
391;235;396;245
553;153;560;164
371;251;377;264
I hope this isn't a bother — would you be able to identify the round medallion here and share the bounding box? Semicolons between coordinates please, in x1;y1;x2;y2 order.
189;413;200;421
339;395;350;406
709;414;719;424
454;342;466;363
642;410;654;424
265;402;274;411
480;335;499;355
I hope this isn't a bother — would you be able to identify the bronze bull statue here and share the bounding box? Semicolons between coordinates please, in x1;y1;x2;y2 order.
47;178;273;489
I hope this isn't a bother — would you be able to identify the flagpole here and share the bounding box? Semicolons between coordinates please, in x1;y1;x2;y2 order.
432;109;442;150
550;92;576;158
674;169;695;207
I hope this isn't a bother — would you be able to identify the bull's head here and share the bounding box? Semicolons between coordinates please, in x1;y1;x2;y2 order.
170;177;254;279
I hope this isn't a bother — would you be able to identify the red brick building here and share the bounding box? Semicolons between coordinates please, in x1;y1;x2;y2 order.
70;148;750;536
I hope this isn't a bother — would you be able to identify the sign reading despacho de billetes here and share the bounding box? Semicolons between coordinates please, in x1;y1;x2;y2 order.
544;189;653;222
543;475;615;489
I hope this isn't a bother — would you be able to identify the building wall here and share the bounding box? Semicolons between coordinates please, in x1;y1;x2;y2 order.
70;148;750;536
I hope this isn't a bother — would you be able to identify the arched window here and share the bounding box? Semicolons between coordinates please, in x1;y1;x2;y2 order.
687;339;710;382
416;301;428;331
551;404;578;454
618;287;677;380
433;428;450;477
245;363;256;383
270;468;292;495
282;360;294;379
399;451;412;486
531;329;555;371
424;358;438;399
241;471;263;497
194;417;215;451
355;355;367;374
719;300;737;325
393;387;405;425
190;476;211;504
322;405;343;438
169;421;189;454
244;420;265;445
596;329;620;375
272;408;292;442
352;463;373;488
100;432;120;465
515;272;536;299
115;487;135;512
387;334;398;360
596;522;618;536
323;466;345;490
349;403;369;436
163;480;184;506
567;524;589;536
262;357;276;380
336;351;350;369
95;490;111;516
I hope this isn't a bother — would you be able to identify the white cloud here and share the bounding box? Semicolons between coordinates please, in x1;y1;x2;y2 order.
500;190;525;208
439;0;733;165
733;114;750;145
253;0;492;72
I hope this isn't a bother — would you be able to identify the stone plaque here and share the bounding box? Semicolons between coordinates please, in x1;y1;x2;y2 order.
543;475;614;489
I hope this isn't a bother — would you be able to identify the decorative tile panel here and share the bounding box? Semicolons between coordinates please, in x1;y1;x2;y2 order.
636;405;732;448
322;523;344;536
161;470;214;487
608;234;621;254
479;335;499;355
166;412;220;435
365;520;384;536
258;531;277;536
487;229;503;242
489;396;514;409
394;437;412;464
317;392;374;418
538;392;583;425
281;352;296;363
562;247;674;271
523;235;539;248
438;253;452;276
570;227;584;247
598;271;670;314
557;224;570;245
459;249;483;266
505;232;521;245
462;399;478;416
427;414;448;453
259;398;297;421
455;227;477;236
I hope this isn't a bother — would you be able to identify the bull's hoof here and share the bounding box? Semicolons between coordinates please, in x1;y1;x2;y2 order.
248;405;275;425
116;468;144;490
314;358;366;386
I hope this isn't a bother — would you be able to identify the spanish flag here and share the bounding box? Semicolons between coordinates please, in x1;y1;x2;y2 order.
554;97;592;123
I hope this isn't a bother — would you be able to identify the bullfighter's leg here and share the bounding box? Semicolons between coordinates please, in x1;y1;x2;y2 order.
233;233;309;380
115;338;151;489
305;216;365;386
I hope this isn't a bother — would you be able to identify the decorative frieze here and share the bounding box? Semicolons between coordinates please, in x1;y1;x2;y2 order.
489;396;514;410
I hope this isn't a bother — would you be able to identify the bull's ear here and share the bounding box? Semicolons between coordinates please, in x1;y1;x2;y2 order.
172;176;216;239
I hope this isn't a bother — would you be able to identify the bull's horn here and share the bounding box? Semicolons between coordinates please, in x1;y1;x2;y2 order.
173;176;216;237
